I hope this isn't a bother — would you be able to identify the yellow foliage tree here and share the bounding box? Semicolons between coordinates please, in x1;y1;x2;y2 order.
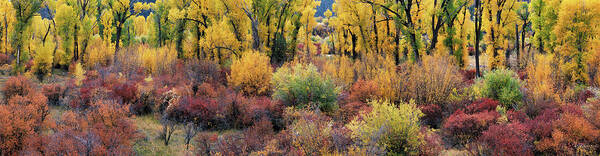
554;0;600;85
199;18;241;64
483;0;517;69
32;40;55;80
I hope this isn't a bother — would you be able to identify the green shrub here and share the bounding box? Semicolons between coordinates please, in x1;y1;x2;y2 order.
479;69;524;109
272;63;339;113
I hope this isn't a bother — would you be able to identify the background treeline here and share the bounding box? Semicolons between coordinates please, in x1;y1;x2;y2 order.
0;0;599;155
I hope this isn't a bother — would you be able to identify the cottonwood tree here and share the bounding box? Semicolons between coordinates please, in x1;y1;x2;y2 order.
10;0;43;71
483;0;517;69
102;0;148;58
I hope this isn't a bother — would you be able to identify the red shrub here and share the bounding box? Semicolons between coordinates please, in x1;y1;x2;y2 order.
523;100;560;118
42;84;65;106
243;118;275;152
478;123;533;156
0;53;10;65
517;70;528;81
0;105;34;155
525;108;559;141
338;101;370;123
460;69;477;84
42;106;139;155
237;96;284;130
330;125;354;152
195;132;218;155
420;128;444;156
111;81;139;104
558;103;584;116
507;110;529;123
183;60;224;85
419;104;443;128
443;110;500;145
130;91;154;115
466;98;500;114
195;83;219;98
213;132;248;155
575;89;595;104
2;76;34;100
536;113;600;155
584;100;600;127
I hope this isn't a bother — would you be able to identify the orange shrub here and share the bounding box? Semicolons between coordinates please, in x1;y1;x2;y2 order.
537;113;600;155
2;76;34;100
0;105;34;155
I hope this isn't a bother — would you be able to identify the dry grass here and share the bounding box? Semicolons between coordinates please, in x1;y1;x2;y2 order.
132;115;192;156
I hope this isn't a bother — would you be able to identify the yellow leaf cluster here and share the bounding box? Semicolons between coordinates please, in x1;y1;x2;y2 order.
73;62;86;86
138;45;177;75
526;54;560;104
347;100;423;154
228;51;273;95
85;36;115;67
321;55;355;89
32;41;55;78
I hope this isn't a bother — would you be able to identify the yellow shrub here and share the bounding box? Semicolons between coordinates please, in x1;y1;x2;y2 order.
228;51;273;95
347;100;423;154
85;36;114;67
354;52;396;80
526;54;560;104
408;54;463;105
32;40;54;78
321;55;355;89
72;63;85;86
487;48;506;70
139;45;176;75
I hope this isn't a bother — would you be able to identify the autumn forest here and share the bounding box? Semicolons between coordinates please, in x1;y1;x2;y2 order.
0;0;600;155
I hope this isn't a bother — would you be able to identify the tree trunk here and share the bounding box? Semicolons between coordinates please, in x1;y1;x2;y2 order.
409;32;420;63
475;0;482;77
74;24;79;62
372;6;379;54
157;15;163;47
250;18;261;51
114;23;123;61
395;27;401;64
196;25;202;60
175;20;186;59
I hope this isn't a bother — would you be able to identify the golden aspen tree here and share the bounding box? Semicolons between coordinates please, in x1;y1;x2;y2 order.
445;0;473;68
0;0;15;54
358;0;426;63
56;0;98;63
330;0;371;59
514;1;529;67
198;18;241;64
297;0;320;59
55;3;77;66
529;0;560;54
102;0;149;57
554;0;600;85
482;0;517;69
11;0;43;72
